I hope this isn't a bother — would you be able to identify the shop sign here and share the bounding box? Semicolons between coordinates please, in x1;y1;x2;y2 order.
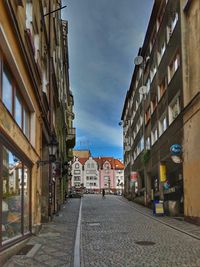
130;171;139;181
154;201;164;215
160;164;167;182
170;144;182;155
171;155;182;164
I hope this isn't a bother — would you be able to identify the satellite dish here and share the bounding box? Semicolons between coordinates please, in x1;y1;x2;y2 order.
139;86;147;95
134;56;143;65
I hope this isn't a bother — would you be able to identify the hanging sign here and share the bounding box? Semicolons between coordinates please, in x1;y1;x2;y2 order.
130;172;139;181
160;164;167;182
170;144;182;155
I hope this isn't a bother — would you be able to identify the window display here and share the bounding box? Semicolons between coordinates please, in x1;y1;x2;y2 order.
1;145;31;244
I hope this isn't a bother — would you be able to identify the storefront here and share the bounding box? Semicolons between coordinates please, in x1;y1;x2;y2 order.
0;135;32;250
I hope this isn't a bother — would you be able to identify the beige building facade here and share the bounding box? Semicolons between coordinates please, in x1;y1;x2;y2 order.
181;0;200;224
0;0;75;258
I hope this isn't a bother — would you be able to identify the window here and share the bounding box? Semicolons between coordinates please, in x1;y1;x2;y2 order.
2;67;12;114
74;176;80;181
75;163;79;169
15;93;23;128
151;127;158;145
158;42;166;65
146;136;151;150
158;77;167;101
150;64;157;82
1;64;31;139
1;145;31;242
23;108;30;139
146;77;151;93
74;170;80;175
168;95;181;124
145;106;151;124
159;115;167;136
167;13;178;42
168;53;180;83
151;97;157;114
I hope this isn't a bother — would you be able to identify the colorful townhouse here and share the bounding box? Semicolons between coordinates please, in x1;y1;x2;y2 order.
71;156;124;194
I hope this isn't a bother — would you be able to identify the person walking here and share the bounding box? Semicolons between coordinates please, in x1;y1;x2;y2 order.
102;188;105;199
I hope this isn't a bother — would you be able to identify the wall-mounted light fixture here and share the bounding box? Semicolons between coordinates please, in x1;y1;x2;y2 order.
37;136;58;168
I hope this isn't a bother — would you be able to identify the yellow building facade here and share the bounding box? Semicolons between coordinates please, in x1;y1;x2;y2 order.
181;0;200;224
0;0;75;257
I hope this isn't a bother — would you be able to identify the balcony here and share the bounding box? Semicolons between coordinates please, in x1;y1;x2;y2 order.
66;127;76;148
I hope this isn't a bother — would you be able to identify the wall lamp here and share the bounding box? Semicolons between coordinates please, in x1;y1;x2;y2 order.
37;136;58;168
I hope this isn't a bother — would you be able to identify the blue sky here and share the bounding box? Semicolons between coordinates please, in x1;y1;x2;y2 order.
62;0;153;160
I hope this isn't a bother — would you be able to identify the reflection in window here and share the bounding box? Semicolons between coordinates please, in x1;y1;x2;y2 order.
15;93;22;128
23;166;30;233
2;67;12;114
2;147;22;241
23;108;30;139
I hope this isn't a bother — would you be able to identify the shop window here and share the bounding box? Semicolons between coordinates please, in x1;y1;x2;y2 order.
2;66;12;114
168;95;181;124
23;166;30;233
1;141;31;244
2;147;23;241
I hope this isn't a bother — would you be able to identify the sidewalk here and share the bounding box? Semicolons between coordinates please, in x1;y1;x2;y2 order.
119;197;200;240
2;198;80;267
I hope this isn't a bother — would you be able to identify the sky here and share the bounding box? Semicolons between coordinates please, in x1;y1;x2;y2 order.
62;0;154;160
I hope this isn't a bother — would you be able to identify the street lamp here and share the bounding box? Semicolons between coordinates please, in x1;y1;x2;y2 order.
134;55;148;206
37;135;58;167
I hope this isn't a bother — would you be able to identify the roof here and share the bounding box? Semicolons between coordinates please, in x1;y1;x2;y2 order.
74;156;124;170
78;158;88;165
114;159;124;170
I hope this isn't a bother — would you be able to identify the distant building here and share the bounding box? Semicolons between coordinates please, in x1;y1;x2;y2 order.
71;156;124;193
73;150;91;158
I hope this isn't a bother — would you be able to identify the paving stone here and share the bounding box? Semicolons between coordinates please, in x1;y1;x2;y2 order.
81;195;200;267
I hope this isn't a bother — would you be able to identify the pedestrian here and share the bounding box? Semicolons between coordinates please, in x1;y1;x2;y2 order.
102;188;105;199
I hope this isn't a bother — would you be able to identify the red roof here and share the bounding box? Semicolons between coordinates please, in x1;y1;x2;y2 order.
78;158;88;165
76;157;124;170
114;159;124;170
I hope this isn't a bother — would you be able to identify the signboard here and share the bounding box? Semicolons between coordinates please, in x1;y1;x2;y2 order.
153;200;164;215
171;155;182;164
159;164;167;182
170;144;182;155
130;172;139;181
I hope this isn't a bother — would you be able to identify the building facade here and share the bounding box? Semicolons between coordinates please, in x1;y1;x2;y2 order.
122;0;184;215
0;0;75;256
181;0;200;224
71;157;124;193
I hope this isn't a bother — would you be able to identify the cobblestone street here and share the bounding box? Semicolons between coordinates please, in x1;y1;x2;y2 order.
81;195;200;267
2;195;200;267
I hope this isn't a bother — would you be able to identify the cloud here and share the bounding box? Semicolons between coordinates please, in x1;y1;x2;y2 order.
75;109;123;147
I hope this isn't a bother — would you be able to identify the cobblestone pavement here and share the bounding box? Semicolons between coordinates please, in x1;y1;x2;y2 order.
3;199;80;267
81;195;200;267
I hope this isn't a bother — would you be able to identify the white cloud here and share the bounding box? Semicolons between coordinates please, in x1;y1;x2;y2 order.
75;109;123;147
